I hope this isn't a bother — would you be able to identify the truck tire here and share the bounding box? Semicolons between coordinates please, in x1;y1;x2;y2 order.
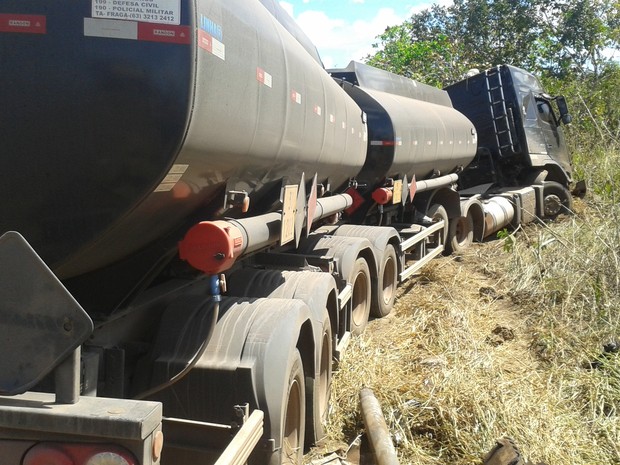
542;181;573;219
226;269;335;448
306;309;332;446
427;203;449;246
350;257;371;336
371;244;398;318
446;213;474;254
265;349;305;465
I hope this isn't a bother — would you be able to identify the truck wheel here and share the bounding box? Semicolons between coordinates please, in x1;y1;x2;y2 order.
543;181;573;218
227;270;335;449
371;244;398;318
446;213;474;254
270;349;305;465
306;309;332;445
350;257;371;336
427;204;449;246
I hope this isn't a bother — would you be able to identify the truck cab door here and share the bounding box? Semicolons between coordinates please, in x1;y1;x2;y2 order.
534;96;572;179
522;92;549;157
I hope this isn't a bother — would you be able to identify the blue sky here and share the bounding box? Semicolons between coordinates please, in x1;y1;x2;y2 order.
278;0;446;69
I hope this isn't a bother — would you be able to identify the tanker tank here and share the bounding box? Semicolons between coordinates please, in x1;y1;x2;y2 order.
0;0;367;288
329;62;477;190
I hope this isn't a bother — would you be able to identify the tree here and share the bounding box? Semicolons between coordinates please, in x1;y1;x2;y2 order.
366;0;620;86
538;0;620;77
365;0;620;151
367;22;466;86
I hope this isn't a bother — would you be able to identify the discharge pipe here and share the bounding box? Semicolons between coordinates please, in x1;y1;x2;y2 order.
371;173;459;206
360;388;400;465
179;193;353;275
414;173;459;193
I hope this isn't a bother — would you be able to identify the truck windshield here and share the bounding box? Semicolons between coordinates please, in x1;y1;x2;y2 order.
511;67;544;94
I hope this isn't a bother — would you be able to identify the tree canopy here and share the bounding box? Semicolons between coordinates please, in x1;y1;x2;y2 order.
365;0;620;149
366;0;620;86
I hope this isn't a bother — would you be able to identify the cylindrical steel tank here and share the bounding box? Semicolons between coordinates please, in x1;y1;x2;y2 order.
330;62;477;189
0;0;367;279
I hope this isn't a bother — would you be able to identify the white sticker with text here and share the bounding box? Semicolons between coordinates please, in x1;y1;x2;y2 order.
92;0;181;25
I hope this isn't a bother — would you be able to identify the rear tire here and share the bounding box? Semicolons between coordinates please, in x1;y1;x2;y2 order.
350;257;371;336
270;350;305;465
427;204;449;246
446;213;474;254
371;244;398;318
305;309;332;446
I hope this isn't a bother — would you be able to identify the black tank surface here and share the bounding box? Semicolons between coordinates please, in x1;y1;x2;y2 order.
330;62;476;189
1;0;366;281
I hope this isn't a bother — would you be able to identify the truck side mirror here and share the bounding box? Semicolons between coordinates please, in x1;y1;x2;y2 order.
555;96;572;125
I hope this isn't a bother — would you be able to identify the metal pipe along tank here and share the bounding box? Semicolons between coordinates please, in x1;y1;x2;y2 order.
179;194;353;275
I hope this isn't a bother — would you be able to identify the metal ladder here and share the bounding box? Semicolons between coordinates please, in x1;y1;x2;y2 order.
485;67;516;156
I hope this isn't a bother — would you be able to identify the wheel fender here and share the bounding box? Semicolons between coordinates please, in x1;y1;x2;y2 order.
227;268;336;446
227;269;338;374
146;297;287;422
146;296;311;450
278;272;338;363
135;292;219;396
238;298;312;450
426;187;461;219
300;233;375;285
330;225;400;276
459;197;485;242
543;162;572;185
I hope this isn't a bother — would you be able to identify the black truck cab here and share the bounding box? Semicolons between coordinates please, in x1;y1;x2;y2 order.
445;65;573;190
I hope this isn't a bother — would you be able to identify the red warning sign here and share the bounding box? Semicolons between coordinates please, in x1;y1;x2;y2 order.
197;29;225;60
256;67;273;87
409;174;417;202
256;67;265;83
137;23;190;44
290;90;302;105
197;29;213;53
0;14;46;34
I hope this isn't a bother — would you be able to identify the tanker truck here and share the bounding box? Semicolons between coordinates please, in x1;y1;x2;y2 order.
0;1;574;464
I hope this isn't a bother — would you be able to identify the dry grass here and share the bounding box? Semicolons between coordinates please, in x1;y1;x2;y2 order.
307;150;620;464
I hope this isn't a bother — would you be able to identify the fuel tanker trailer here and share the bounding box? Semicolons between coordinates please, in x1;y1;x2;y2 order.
0;0;366;297
328;62;479;254
0;0;575;464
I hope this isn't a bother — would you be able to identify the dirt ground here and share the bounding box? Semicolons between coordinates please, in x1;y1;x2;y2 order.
306;240;550;465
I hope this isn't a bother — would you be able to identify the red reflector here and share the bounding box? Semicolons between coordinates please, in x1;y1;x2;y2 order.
23;446;72;465
344;187;366;216
23;443;137;465
409;175;417;203
370;140;396;147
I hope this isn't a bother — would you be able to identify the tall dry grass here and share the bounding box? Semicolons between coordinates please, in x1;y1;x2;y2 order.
310;149;620;464
499;148;620;463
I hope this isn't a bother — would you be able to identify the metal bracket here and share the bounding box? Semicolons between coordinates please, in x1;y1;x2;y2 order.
54;347;81;404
